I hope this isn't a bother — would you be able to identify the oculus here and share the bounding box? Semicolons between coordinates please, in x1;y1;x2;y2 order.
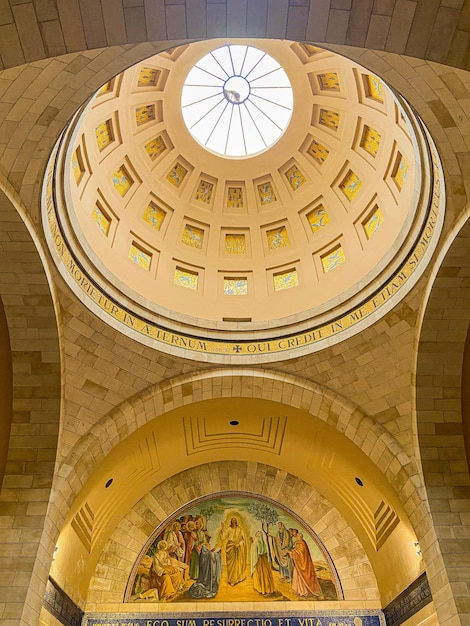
181;45;293;158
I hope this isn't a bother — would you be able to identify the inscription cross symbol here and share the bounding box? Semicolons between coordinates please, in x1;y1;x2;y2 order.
233;345;242;353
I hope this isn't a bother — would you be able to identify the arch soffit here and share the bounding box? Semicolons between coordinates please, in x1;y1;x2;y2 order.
415;206;470;453
58;368;419;516
0;1;469;71
0;175;62;620
0;172;62;445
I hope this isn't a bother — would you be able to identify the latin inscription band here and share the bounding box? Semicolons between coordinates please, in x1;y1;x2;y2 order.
85;613;384;626
44;136;443;359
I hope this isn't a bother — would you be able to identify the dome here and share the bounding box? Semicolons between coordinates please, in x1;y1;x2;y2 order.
44;39;443;362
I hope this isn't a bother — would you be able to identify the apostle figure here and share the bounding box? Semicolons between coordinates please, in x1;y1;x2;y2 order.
150;540;188;601
187;543;222;599
189;517;207;579
273;521;293;581
165;520;185;562
184;520;197;566
222;517;246;586
250;530;275;595
287;529;321;597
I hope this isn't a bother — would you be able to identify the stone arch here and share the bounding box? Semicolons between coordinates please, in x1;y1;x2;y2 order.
87;461;381;606
50;371;429;611
0;179;62;626
0;1;469;71
415;208;470;625
57;368;419;515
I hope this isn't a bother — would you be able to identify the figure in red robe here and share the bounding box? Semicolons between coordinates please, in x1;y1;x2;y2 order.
287;529;321;597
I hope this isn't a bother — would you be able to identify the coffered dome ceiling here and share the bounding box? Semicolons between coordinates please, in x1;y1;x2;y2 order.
45;39;443;361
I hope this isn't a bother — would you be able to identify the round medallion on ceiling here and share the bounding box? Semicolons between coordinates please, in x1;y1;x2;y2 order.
43;39;444;363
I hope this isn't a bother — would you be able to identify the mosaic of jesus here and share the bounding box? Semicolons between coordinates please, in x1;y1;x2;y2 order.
126;494;340;603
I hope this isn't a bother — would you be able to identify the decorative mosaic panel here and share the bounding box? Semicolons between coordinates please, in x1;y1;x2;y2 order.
182;224;204;249
126;493;341;603
285;164;306;191
321;245;345;273
225;233;246;255
394;155;409;190
129;244;151;270
366;75;384;103
166;162;187;188
145;136;166;160
307;205;330;232
257;181;277;205
112;166;133;197
174;268;198;289
143;202;166;230
274;269;299;291
95;119;114;151
195;180;214;204
91;204;110;235
319;109;340;130
317;72;340;91
71;148;84;184
135;104;156;126
361;126;381;157
340;170;362;201
227;186;243;208
363;206;385;239
267;225;290;250
223;278;248;295
138;67;159;87
307;139;329;165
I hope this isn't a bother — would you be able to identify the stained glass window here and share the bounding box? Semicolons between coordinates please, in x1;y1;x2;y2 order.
143;202;166;230
195;180;213;204
340;170;362;201
138;67;159;87
129;244;151;270
307;205;330;232
285;165;306;191
267;226;290;250
166;162;187;188
307;140;329;165
321;245;345;273
224;278;248;295
317;72;340;91
393;154;409;190
136;104;156;126
72;148;85;184
182;224;204;249
274;269;298;291
366;75;384;103
174;268;198;289
91;204;110;235
363;206;384;239
225;234;246;254
361;126;381;157
112;166;133;197
257;182;277;205
95;120;114;151
145;136;166;160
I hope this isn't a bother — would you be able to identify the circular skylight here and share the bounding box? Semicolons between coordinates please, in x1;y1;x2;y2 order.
181;44;293;158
